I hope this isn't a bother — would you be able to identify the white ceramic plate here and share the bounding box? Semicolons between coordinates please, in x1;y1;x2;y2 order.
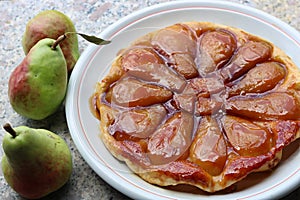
66;1;300;199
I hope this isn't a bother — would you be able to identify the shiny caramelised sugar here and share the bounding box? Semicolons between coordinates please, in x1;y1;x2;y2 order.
94;23;300;192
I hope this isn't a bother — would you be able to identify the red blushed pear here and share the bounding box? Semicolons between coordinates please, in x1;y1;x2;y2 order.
22;10;80;73
8;38;67;120
1;123;72;199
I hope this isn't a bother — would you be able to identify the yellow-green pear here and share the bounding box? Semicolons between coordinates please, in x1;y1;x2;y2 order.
8;38;67;120
1;123;72;199
22;10;80;72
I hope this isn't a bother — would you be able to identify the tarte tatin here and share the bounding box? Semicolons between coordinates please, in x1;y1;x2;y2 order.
91;22;300;192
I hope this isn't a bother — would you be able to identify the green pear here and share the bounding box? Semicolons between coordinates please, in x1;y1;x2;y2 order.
8;38;67;120
1;123;72;199
22;10;80;72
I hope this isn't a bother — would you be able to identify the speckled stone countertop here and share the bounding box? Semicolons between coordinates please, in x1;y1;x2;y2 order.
0;0;299;199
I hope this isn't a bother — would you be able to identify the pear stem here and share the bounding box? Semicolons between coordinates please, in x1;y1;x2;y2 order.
3;123;17;138
51;31;111;50
51;34;67;50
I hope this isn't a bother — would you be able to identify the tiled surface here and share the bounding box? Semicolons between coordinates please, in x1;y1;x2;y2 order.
0;0;299;199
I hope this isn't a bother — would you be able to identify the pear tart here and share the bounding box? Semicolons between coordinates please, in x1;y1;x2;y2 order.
92;22;300;192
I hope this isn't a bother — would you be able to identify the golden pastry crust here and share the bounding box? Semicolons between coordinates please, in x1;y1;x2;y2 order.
92;22;300;192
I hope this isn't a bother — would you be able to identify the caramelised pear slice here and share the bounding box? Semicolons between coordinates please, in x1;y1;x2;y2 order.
226;92;300;120
190;116;227;176
107;77;173;107
147;111;194;165
108;104;167;138
121;47;164;70
220;40;273;82
125;63;186;93
151;24;199;78
228;61;286;96
222;115;273;157
197;30;236;75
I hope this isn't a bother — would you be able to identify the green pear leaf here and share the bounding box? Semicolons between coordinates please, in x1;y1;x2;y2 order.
77;33;111;45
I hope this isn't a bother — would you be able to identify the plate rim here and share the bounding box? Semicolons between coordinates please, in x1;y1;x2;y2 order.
66;1;300;200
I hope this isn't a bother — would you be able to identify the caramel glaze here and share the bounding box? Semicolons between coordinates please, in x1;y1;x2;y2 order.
92;22;300;192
